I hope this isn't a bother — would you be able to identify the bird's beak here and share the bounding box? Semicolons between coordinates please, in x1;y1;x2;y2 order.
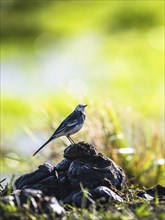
84;104;87;107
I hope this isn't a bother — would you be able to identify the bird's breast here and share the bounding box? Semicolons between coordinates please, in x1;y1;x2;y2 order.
66;123;82;136
82;113;86;121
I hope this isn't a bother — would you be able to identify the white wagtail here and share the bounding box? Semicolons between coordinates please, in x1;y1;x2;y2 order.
33;104;87;156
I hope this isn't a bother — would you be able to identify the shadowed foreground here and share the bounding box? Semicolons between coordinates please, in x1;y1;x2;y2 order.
0;142;165;219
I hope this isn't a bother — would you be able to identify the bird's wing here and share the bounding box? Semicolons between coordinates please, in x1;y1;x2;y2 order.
52;112;79;136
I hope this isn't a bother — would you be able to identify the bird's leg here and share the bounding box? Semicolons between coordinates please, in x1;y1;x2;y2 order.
68;136;75;144
67;136;73;144
67;136;75;145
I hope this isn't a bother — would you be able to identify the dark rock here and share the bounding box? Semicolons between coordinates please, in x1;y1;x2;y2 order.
13;163;59;198
64;142;98;160
55;158;72;172
14;163;56;190
41;196;65;215
57;173;74;200
2;142;127;211
63;186;123;208
0;188;65;215
145;185;165;199
137;185;165;201
90;186;123;203
24;175;59;198
67;155;125;189
63;190;92;208
136;191;154;201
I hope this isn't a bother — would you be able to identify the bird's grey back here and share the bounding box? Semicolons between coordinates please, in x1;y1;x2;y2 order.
51;110;85;138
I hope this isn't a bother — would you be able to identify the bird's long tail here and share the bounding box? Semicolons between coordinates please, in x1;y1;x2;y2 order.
33;137;55;156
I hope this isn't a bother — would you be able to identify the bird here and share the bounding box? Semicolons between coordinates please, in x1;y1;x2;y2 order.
33;104;87;156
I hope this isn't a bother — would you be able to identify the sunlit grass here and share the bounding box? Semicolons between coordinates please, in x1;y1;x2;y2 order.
1;96;164;187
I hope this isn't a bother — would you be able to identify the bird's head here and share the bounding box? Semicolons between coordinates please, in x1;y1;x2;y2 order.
75;104;87;113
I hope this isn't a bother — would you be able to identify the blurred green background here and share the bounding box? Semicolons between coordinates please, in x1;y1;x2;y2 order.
1;0;164;187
